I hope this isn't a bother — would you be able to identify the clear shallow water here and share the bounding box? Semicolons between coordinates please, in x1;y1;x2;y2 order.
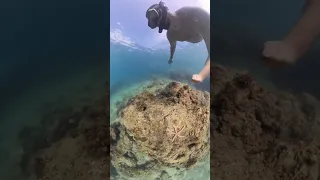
2;0;320;179
110;43;209;91
0;0;107;179
0;62;108;180
110;41;210;180
110;2;211;178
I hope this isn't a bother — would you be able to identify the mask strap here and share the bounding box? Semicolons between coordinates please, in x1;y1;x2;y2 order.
157;9;163;25
147;8;159;18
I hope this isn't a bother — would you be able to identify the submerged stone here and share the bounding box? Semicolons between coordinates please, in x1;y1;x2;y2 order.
111;81;210;179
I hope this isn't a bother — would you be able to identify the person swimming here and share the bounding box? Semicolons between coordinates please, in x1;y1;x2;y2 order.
262;0;320;66
146;1;210;83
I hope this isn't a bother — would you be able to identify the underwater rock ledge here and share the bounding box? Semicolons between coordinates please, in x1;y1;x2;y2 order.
111;81;210;180
210;65;320;180
19;83;110;180
19;64;320;180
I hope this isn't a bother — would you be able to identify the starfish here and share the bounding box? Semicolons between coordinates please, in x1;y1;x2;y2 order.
166;122;185;142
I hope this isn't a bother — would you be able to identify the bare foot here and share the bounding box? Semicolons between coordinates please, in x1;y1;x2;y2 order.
192;74;204;83
262;41;298;67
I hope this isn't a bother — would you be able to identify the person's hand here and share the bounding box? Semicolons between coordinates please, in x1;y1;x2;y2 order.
168;58;173;65
192;74;204;83
262;41;298;67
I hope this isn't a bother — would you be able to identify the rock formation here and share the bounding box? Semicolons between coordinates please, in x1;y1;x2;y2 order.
19;64;320;180
111;82;210;179
210;65;320;180
19;84;110;180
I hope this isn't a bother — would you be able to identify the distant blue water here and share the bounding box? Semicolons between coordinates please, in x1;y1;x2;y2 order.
110;42;210;95
0;0;108;117
0;0;108;179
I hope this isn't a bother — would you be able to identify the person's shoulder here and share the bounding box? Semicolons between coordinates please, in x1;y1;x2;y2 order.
166;30;173;39
175;6;207;14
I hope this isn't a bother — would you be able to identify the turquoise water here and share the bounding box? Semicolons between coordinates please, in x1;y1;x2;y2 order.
0;0;107;179
110;41;210;119
110;41;210;179
110;42;210;90
3;0;320;179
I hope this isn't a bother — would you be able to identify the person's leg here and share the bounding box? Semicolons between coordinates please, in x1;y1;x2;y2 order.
192;59;210;83
284;0;320;60
263;0;320;65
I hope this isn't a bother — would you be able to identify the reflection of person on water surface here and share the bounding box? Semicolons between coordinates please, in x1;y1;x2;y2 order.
146;1;210;83
263;0;320;66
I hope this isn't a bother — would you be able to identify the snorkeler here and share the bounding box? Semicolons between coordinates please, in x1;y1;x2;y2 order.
146;1;210;83
262;0;320;66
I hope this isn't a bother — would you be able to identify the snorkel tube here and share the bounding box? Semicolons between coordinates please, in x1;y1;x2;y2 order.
157;1;169;33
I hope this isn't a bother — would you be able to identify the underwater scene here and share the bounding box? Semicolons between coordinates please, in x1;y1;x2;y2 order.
110;0;320;179
210;0;320;180
110;43;210;179
0;0;108;179
110;0;210;179
2;0;320;179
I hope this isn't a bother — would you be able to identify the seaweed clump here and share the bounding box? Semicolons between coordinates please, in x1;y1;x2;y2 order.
210;65;320;180
19;84;110;180
111;81;210;179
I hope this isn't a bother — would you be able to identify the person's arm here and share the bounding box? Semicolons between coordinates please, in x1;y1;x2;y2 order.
302;0;311;12
284;0;320;60
198;10;210;80
198;32;210;80
168;37;177;60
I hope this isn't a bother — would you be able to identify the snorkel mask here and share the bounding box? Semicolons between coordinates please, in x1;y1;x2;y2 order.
146;1;169;33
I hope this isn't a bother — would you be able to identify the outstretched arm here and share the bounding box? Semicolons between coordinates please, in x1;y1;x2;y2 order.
199;30;210;79
167;33;177;61
284;0;320;60
193;8;210;82
169;40;177;60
